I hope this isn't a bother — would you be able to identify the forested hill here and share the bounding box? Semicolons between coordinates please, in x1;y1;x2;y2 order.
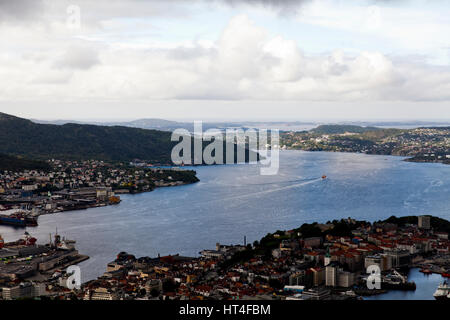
311;124;381;134
0;153;51;172
0;112;257;164
381;216;450;234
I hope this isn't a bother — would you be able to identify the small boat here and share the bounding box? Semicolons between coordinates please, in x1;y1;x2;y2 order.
442;273;450;278
420;268;432;274
322;175;327;179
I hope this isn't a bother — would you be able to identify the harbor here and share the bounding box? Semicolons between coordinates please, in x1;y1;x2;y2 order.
0;210;38;227
0;231;89;299
365;268;449;300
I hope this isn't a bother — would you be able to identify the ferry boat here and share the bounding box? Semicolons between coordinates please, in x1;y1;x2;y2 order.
0;211;38;227
433;281;450;301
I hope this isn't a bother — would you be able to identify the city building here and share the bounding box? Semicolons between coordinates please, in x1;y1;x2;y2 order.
418;216;431;230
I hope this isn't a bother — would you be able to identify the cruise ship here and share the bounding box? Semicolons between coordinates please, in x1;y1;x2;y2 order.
433;281;450;301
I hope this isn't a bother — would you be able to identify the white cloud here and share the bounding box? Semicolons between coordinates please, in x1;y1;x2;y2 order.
297;0;450;65
0;0;45;21
0;4;449;110
54;46;100;70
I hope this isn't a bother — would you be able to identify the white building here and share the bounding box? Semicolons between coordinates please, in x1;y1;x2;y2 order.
325;265;337;287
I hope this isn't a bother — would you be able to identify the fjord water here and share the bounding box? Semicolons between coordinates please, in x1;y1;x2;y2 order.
1;151;449;285
365;268;446;300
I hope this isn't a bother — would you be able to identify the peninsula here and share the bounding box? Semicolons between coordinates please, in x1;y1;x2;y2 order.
280;125;450;165
0;159;199;224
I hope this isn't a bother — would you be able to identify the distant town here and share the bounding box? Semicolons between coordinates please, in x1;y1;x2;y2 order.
0;159;199;226
1;215;449;300
281;126;450;164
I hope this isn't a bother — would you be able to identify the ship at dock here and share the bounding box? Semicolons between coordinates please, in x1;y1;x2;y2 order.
0;211;38;227
433;281;450;301
0;231;89;284
381;269;416;291
1;231;37;248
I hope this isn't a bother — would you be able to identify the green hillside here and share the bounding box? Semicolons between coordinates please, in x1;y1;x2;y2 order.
0;112;257;164
0;153;50;172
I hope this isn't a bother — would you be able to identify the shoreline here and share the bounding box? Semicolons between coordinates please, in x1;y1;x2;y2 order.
284;148;449;165
32;179;199;218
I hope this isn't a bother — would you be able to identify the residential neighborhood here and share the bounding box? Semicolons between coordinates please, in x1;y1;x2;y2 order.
0;159;199;223
281;127;450;164
10;215;444;301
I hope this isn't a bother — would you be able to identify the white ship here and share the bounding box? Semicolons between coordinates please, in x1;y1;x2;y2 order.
433;281;450;301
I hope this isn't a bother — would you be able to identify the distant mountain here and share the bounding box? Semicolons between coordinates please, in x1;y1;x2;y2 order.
113;118;186;130
342;121;450;128
32;118;186;131
0;112;258;164
31;118;318;132
31;119;88;125
311;124;381;134
0;153;50;172
32;118;450;133
31;118;244;132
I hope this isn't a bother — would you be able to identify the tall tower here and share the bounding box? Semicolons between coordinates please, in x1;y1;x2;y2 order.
325;264;337;287
324;246;331;266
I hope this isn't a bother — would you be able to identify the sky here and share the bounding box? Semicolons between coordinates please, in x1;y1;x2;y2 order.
0;0;449;121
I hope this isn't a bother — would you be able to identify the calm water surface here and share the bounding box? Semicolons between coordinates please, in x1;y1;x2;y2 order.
1;151;449;287
365;268;447;300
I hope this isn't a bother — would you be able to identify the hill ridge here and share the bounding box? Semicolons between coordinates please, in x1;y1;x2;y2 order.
0;112;257;164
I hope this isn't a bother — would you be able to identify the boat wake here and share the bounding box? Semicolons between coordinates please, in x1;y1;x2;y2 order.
209;178;323;204
218;177;319;188
149;177;324;213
